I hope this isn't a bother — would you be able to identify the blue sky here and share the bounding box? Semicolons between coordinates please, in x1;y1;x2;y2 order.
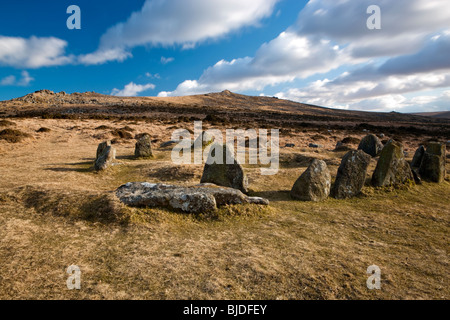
1;0;449;113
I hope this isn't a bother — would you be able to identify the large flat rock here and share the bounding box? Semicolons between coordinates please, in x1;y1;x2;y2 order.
115;182;269;213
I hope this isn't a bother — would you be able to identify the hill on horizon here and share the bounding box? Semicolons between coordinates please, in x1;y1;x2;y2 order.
1;89;449;137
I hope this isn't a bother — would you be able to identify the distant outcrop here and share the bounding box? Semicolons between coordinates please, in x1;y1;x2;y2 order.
14;90;106;105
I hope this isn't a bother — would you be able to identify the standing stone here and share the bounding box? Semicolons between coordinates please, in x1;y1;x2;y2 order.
200;143;248;193
331;150;372;199
411;145;425;169
96;140;111;160
290;159;331;201
135;134;153;158
419;142;446;183
410;145;425;184
358;134;384;157
95;141;116;171
372;140;414;187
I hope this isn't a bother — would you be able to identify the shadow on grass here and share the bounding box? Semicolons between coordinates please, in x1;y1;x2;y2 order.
44;161;95;173
116;155;138;160
249;190;291;201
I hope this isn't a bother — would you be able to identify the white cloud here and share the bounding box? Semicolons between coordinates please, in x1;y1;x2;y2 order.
81;0;280;64
0;75;16;86
160;0;450;113
0;36;73;68
275;71;450;112
273;29;450;110
296;0;450;58
17;71;34;86
78;48;130;65
0;71;34;86
160;56;174;64
111;82;155;96
159;31;352;96
145;72;160;79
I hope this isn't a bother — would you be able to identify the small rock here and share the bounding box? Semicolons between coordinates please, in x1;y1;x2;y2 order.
309;143;323;148
290;159;331;201
285;143;295;148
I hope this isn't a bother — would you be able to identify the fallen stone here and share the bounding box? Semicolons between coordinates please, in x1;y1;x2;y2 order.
309;143;323;148
290;159;331;201
200;143;248;193
115;182;269;213
358;134;384;157
372;140;414;187
331;150;372;199
285;143;295;148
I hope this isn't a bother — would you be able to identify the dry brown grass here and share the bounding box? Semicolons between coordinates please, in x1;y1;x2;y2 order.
0;118;449;300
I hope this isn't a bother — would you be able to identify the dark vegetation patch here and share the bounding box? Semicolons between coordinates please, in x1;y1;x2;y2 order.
0;119;15;127
310;134;327;141
145;165;199;182
120;126;134;132
95;125;111;130
0;128;31;143
341;137;361;144
111;129;133;139
18;187;133;224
